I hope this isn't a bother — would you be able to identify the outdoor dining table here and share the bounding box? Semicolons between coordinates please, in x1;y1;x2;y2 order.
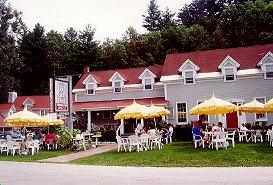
92;134;102;146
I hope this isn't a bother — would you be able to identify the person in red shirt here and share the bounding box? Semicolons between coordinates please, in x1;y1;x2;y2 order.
45;130;57;143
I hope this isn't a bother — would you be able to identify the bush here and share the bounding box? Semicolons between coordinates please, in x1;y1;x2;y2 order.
100;130;116;142
173;123;192;141
57;126;82;149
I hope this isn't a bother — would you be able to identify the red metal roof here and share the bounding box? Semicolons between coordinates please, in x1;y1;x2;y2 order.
74;65;163;89
162;44;273;76
13;95;50;110
0;114;5;126
73;97;167;109
0;103;12;112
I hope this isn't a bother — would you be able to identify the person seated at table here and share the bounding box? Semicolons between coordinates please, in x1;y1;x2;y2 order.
160;126;169;138
147;125;156;135
217;122;225;132
240;122;248;131
33;131;41;140
211;123;219;132
45;130;57;144
192;121;208;143
253;122;262;130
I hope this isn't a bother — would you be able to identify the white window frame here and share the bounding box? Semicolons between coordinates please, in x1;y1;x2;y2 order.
25;104;32;111
183;70;195;85
86;83;96;95
255;97;268;121
224;67;236;82
176;102;188;124
113;80;122;93
40;110;46;116
143;77;153;90
265;64;273;79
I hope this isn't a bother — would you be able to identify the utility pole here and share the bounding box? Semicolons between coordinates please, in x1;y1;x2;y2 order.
67;75;73;130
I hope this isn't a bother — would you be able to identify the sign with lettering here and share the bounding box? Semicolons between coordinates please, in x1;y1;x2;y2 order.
55;79;69;112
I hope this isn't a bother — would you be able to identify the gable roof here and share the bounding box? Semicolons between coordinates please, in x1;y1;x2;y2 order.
0;103;13;112
161;44;273;76
12;95;50;110
74;65;163;89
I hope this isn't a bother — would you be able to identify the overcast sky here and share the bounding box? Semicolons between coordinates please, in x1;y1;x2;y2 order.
8;0;192;42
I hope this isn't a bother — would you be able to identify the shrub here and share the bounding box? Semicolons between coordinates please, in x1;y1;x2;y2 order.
100;130;116;142
173;123;192;141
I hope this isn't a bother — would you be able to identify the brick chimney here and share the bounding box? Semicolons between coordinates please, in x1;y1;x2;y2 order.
84;66;90;74
8;92;17;103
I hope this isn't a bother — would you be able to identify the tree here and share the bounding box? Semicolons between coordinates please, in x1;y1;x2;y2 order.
159;8;176;30
177;0;240;35
77;25;100;72
18;23;48;95
142;0;162;32
122;26;139;42
0;0;24;102
213;0;273;48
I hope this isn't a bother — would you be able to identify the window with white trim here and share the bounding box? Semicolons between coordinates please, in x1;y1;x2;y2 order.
40;110;46;116
224;68;235;82
265;65;273;79
144;78;153;90
184;71;194;84
86;83;95;95
25;104;32;111
255;97;267;121
114;81;122;93
177;102;187;123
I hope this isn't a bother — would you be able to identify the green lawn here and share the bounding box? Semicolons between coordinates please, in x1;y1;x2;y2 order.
0;149;73;162
70;141;273;167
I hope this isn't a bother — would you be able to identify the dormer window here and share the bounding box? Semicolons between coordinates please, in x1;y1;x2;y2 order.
144;78;153;90
224;68;235;82
114;81;122;93
257;51;273;79
184;71;194;84
86;83;95;95
265;64;273;79
178;59;200;85
218;55;240;82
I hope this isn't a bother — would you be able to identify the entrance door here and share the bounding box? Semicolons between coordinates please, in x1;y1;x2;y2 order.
226;111;238;129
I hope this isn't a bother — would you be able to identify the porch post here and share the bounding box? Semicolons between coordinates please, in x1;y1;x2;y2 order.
87;110;91;132
120;119;124;134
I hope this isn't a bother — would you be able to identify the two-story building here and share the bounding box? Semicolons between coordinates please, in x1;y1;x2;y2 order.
161;44;273;129
73;43;273;132
72;65;168;132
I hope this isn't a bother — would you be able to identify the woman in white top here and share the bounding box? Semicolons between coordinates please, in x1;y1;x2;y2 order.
240;123;248;131
217;122;225;132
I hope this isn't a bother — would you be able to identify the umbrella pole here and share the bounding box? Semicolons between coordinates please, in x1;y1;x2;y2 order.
154;117;156;129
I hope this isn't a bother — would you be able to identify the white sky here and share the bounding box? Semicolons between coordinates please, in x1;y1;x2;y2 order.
8;0;192;42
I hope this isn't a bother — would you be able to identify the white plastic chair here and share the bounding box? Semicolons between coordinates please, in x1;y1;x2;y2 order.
128;135;142;152
168;130;173;143
27;140;40;155
266;130;271;141
116;136;128;152
7;140;20;156
150;135;163;150
73;134;86;151
253;130;263;143
140;134;150;151
192;132;204;148
0;140;7;154
226;130;236;147
210;132;227;150
238;130;248;142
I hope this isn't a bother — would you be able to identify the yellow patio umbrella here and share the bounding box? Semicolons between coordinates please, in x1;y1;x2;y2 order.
189;94;237;115
149;103;170;118
264;98;273;112
114;100;152;120
39;114;64;126
238;97;265;113
4;108;44;126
